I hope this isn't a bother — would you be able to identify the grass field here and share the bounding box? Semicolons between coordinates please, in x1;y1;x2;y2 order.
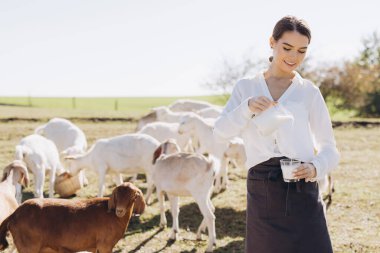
0;113;379;252
0;96;227;118
1;96;378;122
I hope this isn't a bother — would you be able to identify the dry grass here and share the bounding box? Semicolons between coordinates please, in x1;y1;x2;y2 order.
0;120;379;253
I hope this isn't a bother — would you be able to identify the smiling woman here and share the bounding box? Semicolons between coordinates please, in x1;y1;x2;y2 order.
269;15;311;69
213;16;340;253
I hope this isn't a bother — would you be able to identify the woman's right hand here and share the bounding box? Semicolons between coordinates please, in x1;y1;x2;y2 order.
248;96;276;115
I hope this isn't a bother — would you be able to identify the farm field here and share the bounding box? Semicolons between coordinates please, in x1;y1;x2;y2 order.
0;96;226;119
0;107;379;252
1;96;379;123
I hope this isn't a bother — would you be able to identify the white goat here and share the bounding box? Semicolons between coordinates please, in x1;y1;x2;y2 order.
178;113;223;154
0;161;29;224
145;107;214;151
152;107;216;152
0;160;29;253
35;117;88;188
153;106;193;123
178;113;231;192
64;133;160;203
135;110;158;131
196;106;222;118
219;138;247;190
152;140;217;252
224;138;246;169
168;99;215;112
34;117;87;156
138;121;193;152
15;134;65;201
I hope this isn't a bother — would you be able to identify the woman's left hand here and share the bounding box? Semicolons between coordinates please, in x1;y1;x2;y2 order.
293;163;316;181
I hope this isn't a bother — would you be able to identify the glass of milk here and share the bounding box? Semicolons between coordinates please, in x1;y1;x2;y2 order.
252;104;294;136
280;158;301;182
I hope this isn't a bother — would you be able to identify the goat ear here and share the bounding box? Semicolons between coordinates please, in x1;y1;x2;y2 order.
108;189;117;212
1;164;11;182
1;171;7;182
17;164;29;187
152;146;162;164
19;173;29;187
133;190;146;215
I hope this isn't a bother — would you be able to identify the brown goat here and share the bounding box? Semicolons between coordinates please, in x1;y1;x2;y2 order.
0;182;145;253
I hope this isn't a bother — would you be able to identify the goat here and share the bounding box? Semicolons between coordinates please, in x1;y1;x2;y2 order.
138;121;193;152
15;134;65;201
0;161;29;224
135;110;158;131
135;103;218;132
196;106;222;118
35;117;89;193
65;133;160;204
153;106;193;123
35;117;87;157
168;99;215;112
0;182;145;253
178;113;227;156
178;113;233;193
218;138;247;190
0;161;29;253
152;140;217;252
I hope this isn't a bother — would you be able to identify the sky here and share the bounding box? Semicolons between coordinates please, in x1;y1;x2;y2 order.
1;0;379;97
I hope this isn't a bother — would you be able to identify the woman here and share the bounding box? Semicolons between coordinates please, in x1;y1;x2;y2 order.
213;16;340;253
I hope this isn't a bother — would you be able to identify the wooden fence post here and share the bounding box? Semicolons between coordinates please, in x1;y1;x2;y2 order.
114;99;118;111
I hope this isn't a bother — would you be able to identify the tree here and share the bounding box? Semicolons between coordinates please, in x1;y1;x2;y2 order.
203;52;316;102
329;32;380;116
202;52;266;102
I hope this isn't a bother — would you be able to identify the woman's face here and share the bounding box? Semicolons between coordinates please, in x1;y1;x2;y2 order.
270;31;309;73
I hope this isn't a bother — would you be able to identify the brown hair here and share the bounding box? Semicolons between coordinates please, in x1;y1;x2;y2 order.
269;16;311;62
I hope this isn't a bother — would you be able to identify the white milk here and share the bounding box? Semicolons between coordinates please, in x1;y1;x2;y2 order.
280;159;300;182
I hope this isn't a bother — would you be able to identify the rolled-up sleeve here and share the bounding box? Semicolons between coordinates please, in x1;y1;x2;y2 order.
309;89;340;180
213;80;253;140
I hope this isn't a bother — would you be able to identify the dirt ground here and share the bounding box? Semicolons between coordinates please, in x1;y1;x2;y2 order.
0;120;379;253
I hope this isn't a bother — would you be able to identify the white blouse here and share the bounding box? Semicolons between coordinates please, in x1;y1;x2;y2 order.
213;71;340;180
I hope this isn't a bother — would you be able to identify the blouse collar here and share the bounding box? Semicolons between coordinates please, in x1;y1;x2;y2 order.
258;70;303;102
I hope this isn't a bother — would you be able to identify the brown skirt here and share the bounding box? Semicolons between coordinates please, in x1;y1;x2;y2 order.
245;157;333;253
